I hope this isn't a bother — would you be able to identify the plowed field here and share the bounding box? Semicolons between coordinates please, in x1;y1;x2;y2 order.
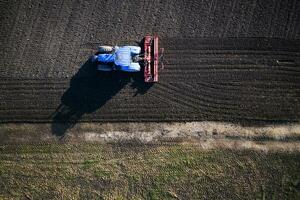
0;0;299;124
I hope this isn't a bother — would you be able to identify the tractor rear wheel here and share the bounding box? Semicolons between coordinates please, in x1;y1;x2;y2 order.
97;64;113;71
133;55;144;62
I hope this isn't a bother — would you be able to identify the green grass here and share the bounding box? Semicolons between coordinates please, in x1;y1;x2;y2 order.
0;144;299;199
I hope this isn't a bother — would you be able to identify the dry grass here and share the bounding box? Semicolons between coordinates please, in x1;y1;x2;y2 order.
1;122;300;148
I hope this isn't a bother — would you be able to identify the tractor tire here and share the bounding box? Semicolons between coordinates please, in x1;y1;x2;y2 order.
98;46;114;53
133;55;143;62
97;64;113;71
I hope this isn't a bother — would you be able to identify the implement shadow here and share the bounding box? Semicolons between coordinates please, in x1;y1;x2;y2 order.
51;58;152;137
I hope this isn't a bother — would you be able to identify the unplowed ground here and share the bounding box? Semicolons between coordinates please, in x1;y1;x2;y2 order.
0;0;300;124
1;144;299;199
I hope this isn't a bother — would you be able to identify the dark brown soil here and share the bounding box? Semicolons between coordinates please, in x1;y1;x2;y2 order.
0;0;299;124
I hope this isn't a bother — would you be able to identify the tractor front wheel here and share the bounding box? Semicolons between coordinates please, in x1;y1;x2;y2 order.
98;46;114;53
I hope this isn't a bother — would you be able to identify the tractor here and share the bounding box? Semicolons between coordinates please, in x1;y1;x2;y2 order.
91;35;163;83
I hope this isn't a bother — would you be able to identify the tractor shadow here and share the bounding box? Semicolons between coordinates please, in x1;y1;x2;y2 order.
51;58;152;137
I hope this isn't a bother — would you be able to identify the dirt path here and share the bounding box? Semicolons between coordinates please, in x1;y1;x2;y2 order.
1;122;299;152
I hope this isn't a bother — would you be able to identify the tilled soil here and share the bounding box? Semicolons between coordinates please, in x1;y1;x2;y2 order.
0;0;300;124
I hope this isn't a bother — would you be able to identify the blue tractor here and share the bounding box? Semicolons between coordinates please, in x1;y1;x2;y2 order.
91;35;162;83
